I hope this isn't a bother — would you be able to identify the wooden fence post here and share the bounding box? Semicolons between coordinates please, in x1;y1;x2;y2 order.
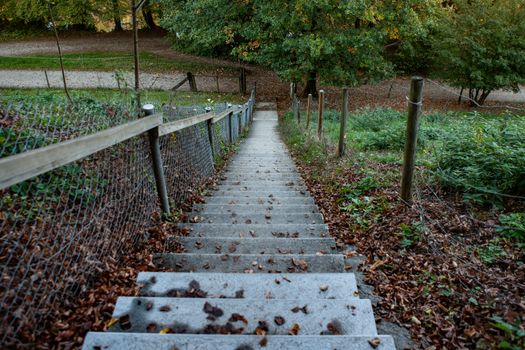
317;90;324;140
238;110;242;136
293;95;300;123
337;88;349;157
228;111;233;144
205;107;215;161
143;104;170;216
187;72;197;92
306;94;312;128
401;77;424;202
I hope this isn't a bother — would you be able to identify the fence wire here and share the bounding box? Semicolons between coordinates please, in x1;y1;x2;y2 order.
0;90;254;346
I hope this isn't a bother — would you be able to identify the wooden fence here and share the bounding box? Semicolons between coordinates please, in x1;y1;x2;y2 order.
0;87;256;214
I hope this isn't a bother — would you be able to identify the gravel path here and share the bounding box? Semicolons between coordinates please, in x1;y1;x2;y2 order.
0;69;240;92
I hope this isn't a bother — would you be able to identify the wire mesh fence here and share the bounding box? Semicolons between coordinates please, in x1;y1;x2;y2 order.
0;88;255;346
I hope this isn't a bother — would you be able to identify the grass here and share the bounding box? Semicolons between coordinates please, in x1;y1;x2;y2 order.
0;88;245;106
0;51;235;73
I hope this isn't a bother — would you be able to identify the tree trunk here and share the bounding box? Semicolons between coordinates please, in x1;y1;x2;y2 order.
112;0;123;31
478;90;491;106
142;0;158;30
302;72;318;98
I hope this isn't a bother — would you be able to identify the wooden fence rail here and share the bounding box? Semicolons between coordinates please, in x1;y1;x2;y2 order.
0;88;257;213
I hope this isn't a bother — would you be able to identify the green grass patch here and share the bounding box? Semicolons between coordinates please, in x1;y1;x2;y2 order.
0;88;244;106
298;108;525;203
0;51;234;73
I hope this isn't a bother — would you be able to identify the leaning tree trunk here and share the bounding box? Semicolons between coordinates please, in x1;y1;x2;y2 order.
468;88;492;107
142;0;158;30
302;72;318;98
478;89;491;106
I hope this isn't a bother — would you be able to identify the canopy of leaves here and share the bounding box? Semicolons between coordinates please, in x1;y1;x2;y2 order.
430;0;525;104
160;0;449;86
0;0;142;31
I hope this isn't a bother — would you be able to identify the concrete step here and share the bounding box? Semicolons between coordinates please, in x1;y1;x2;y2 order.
229;162;296;167
193;204;319;214
137;272;358;299
219;180;305;186
108;297;377;335
202;197;315;205
83;333;396;350
220;175;304;181
167;237;338;254
185;212;323;225
153;253;345;273
207;190;310;198
212;184;308;192
228;164;297;174
231;156;293;160
177;223;329;238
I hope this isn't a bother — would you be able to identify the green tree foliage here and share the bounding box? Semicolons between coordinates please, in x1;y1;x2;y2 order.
240;1;393;91
0;0;149;32
387;0;443;73
157;0;253;57
159;0;440;93
430;0;525;106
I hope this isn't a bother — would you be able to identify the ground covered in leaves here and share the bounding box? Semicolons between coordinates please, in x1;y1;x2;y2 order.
12;146;238;350
279;115;525;350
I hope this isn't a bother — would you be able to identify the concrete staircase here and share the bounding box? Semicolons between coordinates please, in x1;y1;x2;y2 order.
82;109;395;349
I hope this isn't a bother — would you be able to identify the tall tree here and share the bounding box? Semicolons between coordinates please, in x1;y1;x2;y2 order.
158;0;424;93
430;0;525;106
142;0;158;29
111;0;124;31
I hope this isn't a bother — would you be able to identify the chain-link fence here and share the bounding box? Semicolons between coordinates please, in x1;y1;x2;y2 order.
0;88;255;346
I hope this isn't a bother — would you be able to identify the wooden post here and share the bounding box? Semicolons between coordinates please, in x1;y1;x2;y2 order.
317;90;324;140
337;88;349;157
239;67;246;95
238;111;242;136
132;0;140;109
44;70;51;88
205;107;215;161
292;95;300;123
295;95;301;125
306;93;312;128
228;111;233;144
187;72;197;92
401;77;424;202
143;104;170;215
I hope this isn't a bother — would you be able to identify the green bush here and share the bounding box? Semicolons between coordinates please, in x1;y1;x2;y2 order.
434;123;525;202
497;213;525;242
349;108;404;132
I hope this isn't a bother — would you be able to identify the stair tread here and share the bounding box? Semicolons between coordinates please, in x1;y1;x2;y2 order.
167;237;338;254
154;253;345;273
108;297;378;335
137;272;358;299
83;333;396;350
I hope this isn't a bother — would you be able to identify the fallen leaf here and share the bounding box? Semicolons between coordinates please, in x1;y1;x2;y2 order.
288;323;300;335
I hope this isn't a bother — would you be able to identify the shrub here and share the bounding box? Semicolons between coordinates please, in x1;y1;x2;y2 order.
434;122;525;202
497;213;525;242
349;107;404;132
